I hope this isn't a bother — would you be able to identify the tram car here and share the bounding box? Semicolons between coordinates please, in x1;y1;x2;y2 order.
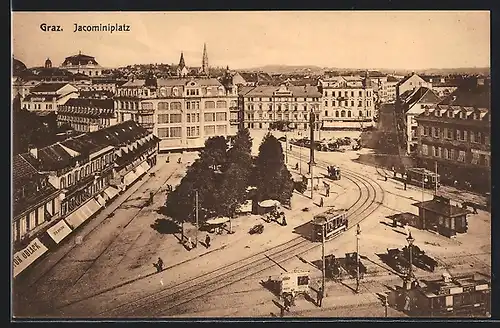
311;209;348;242
405;168;440;189
327;165;341;180
402;245;438;272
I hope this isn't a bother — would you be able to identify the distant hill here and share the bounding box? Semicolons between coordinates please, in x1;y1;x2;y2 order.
238;65;490;76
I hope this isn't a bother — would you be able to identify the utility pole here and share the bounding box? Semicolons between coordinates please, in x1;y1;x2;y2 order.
285;132;288;164
309;108;315;200
434;161;438;196
195;190;199;248
356;223;361;293
321;222;326;296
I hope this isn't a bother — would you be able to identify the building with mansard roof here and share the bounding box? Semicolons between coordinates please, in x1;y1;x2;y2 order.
60;52;103;77
57;98;117;133
414;79;490;192
115;76;238;151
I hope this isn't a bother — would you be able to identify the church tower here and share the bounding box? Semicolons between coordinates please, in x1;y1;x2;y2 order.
177;52;187;77
201;43;209;76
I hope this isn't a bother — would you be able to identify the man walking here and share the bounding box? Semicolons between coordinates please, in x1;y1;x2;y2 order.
320;197;324;207
317;287;323;307
156;257;164;273
205;234;211;248
325;185;330;197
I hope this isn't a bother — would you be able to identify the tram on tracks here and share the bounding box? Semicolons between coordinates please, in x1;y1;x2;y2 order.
311;209;348;242
405;168;440;189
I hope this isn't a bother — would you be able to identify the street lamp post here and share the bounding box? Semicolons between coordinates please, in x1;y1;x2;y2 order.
321;222;326;296
406;231;415;288
422;176;428;229
356;224;361;293
285;132;288;164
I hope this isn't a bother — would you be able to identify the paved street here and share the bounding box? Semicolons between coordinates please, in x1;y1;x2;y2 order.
13;133;491;318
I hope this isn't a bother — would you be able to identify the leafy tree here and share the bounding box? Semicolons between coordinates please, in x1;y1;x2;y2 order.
254;133;294;205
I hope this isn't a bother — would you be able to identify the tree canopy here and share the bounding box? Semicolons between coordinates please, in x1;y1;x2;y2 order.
165;128;254;223
254;133;294;205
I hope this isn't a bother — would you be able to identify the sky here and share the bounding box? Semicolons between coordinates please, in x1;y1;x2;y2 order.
12;11;490;70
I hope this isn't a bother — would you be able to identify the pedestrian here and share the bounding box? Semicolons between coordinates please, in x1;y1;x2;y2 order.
205;234;211;248
149;191;154;203
291;290;296;306
326;186;330;197
317;287;323;307
295;162;299;170
166;156;170;163
320;197;324;207
187;237;192;250
156;257;164;272
282;216;287;226
284;295;291;312
472;204;478;214
178;157;182;164
385;175;388;181
404;182;407;190
289;145;292;151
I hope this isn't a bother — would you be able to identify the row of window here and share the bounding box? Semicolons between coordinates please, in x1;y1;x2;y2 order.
323;90;372;97
23;103;54;110
421;126;490;145
60;153;114;189
157;125;228;138
61;177;107;216
246;97;319;102
246;113;320;121
246;103;320;111
58;115;111;124
157;113;182;124
324;100;372;108
325;110;372;118
13;198;57;243
421;144;490;166
117;86;227;99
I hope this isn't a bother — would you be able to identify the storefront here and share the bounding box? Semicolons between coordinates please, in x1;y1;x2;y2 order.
13;238;49;278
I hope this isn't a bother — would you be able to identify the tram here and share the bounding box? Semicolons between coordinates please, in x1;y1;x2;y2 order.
406;168;440;189
311;209;348;242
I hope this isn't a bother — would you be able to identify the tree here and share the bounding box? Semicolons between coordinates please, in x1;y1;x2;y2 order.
254;133;294;205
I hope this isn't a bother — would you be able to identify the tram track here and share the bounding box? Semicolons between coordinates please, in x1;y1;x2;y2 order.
16;164;181;316
91;149;386;318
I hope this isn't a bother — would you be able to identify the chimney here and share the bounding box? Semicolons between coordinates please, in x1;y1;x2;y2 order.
28;146;38;159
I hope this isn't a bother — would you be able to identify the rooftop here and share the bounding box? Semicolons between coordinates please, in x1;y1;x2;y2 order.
412;197;469;218
13;154;41;188
61;98;114;109
30;82;72;93
437;84;490;109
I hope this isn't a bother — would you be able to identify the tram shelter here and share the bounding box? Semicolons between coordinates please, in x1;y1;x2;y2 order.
412;195;469;238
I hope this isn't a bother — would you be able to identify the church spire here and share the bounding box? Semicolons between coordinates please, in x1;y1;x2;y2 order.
178;52;186;69
202;43;209;75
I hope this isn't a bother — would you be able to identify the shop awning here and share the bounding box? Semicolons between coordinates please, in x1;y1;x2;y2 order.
140;161;151;172
104;186;119;200
64;198;102;229
95;194;107;207
205;217;230;225
13;238;49;278
46;219;73;244
123;170;139;186
135;164;146;177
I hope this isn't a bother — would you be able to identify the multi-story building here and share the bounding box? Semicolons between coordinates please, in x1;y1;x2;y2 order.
238;84;322;130
21;82;79;113
60;52;104;77
12;154;61;278
379;75;400;103
115;76;238;151
399;87;442;153
57;98;117;133
12;121;159;278
414;80;490;191
319;76;375;130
